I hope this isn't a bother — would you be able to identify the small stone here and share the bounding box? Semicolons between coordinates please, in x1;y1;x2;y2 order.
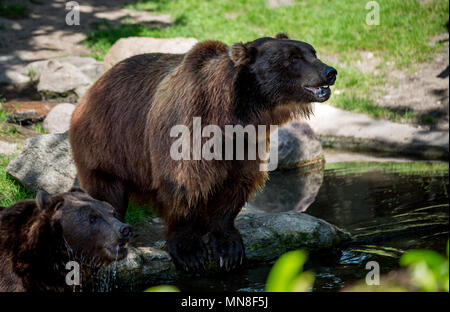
0;140;18;155
43;103;75;134
267;0;295;8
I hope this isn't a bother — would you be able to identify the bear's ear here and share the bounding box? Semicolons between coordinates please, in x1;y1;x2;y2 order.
36;190;51;211
229;43;257;66
275;32;290;40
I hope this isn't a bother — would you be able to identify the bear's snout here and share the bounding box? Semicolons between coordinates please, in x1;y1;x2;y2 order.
321;66;337;85
119;224;133;240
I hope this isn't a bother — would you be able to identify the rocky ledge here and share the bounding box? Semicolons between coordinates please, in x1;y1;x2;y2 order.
103;211;350;291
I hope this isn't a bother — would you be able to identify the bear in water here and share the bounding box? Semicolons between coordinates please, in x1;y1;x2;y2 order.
0;187;132;292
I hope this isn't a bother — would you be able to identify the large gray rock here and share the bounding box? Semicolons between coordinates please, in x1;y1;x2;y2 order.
104;37;198;70
274;121;324;170
6;132;77;194
26;57;104;99
35;60;90;99
43;103;75;134
107;212;350;291
309;103;449;160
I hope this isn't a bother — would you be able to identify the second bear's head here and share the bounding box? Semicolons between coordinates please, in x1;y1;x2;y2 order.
36;188;132;264
229;33;337;105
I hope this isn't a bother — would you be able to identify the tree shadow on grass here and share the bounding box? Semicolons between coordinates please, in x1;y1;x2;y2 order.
0;0;175;88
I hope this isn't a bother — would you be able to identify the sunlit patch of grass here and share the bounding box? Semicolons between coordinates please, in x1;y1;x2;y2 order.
333;94;415;123
325;161;449;176
0;154;35;207
86;0;448;66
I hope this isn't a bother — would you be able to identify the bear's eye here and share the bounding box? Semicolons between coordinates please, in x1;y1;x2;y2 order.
290;55;302;63
89;215;98;224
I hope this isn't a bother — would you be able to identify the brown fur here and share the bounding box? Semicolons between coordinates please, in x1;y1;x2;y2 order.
0;188;131;291
69;34;336;271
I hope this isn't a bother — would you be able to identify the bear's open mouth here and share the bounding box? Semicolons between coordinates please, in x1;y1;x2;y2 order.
304;85;331;101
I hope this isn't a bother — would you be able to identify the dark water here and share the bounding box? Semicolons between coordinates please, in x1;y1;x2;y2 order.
164;162;450;292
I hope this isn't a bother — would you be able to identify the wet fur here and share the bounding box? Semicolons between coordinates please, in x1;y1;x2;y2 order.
0;189;124;292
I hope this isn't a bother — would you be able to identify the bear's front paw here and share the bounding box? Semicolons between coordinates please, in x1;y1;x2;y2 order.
209;229;245;272
167;233;209;272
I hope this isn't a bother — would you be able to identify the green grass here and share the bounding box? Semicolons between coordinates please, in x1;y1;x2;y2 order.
125;201;156;225
0;0;28;19
83;0;448;123
86;0;448;66
0;124;18;135
333;94;415;122
0;154;35;207
31;122;47;134
0;104;8;123
0;100;18;135
325;161;450;176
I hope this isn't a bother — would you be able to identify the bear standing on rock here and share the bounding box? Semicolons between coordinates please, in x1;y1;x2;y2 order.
69;33;337;271
0;188;132;292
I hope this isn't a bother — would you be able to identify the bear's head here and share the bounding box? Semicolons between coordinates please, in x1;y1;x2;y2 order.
36;188;132;264
229;33;337;105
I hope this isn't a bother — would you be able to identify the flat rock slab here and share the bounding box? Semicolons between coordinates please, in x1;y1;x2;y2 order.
108;211;350;290
2;101;59;125
309;103;449;160
104;37;198;70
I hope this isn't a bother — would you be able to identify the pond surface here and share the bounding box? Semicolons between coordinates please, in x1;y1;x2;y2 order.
160;162;449;292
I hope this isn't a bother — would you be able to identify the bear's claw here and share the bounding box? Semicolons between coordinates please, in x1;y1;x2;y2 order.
209;230;245;272
167;233;209;272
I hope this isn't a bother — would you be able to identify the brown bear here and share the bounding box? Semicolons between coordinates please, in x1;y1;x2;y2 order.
69;33;337;271
0;188;132;292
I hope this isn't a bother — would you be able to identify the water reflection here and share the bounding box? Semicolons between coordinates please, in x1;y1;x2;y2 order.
246;166;324;213
146;162;449;292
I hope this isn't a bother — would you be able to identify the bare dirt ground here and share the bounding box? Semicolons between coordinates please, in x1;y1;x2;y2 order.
376;38;449;131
